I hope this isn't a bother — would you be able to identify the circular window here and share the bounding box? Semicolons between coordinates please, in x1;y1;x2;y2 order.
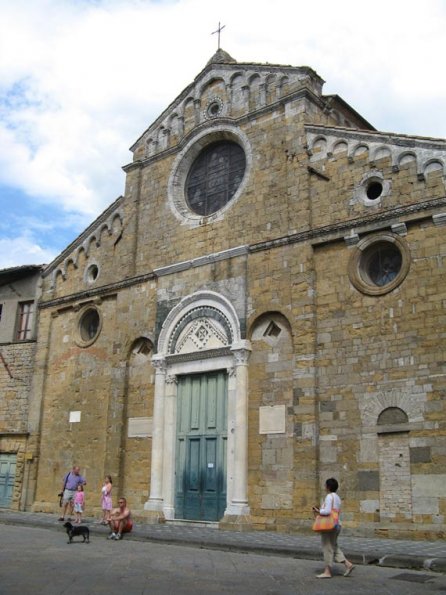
352;172;391;207
77;307;102;346
348;233;410;295
366;181;383;201
168;127;251;224
208;102;220;117
185;140;246;216
362;242;402;286
85;264;99;284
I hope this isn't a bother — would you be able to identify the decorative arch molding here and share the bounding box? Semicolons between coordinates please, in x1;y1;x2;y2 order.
132;65;323;160
126;335;155;360
147;290;250;522
247;309;293;345
424;158;444;176
359;387;426;430
306;128;446;183
158;290;241;356
50;210;123;288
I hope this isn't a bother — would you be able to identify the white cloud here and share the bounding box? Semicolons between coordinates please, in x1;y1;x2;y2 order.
0;0;445;241
0;235;56;269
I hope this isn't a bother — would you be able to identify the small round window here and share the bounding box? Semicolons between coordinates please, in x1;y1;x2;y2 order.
348;233;410;296
366;181;383;201
185;141;246;216
78;307;101;346
85;264;99;284
362;242;402;286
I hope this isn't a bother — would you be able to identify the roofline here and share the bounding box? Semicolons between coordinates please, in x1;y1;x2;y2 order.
129;59;324;152
0;264;45;275
305;123;446;146
323;94;376;131
43;195;125;276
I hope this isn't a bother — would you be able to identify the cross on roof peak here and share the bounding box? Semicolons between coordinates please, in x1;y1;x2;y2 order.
211;22;226;50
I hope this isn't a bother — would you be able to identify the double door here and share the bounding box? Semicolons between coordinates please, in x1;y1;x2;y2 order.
175;371;227;521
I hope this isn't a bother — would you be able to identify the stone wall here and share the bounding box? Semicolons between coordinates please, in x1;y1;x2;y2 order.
0;341;36;509
31;55;446;537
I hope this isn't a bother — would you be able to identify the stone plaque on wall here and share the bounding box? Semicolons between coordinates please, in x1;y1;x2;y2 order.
69;411;81;423
259;405;286;434
128;417;153;438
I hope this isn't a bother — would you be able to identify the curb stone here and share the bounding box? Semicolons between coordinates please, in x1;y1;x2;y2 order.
0;512;445;574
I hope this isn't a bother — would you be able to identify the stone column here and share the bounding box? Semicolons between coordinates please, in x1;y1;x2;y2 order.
144;354;166;512
226;340;251;515
162;374;177;520
193;99;201;125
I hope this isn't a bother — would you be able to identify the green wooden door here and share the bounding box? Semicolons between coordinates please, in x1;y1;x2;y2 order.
175;371;227;521
0;454;16;508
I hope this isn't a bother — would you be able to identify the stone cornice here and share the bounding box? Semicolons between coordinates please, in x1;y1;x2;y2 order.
306;123;446;150
166;347;231;364
39;196;446;310
39;271;156;310
250;196;446;252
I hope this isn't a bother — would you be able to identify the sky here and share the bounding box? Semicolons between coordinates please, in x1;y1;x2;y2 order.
1;0;445;269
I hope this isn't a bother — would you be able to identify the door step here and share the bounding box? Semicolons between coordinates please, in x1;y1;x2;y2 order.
165;519;219;529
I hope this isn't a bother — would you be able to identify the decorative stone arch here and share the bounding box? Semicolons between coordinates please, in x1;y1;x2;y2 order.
127;335;155;360
198;76;227;97
248;309;292;347
277;74;289;98
359;387;425;431
230;71;245;86
312;135;327;155
423;158;444;176
145;291;251;522
333;140;348;155
158;291;240;356
398;151;417;168
372;145;392;162
352;143;369;159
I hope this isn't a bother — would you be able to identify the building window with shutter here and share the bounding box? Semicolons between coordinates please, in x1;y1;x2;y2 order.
16;301;34;341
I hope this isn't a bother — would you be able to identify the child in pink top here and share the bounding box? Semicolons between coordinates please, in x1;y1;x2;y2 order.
73;484;85;524
100;475;113;524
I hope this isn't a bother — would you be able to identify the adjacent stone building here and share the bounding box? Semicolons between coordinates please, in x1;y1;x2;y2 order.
0;264;43;509
31;50;446;538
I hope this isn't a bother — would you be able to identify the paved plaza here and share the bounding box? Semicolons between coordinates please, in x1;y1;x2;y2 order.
1;523;446;595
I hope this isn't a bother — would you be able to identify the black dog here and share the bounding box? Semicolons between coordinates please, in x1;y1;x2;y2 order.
63;521;90;544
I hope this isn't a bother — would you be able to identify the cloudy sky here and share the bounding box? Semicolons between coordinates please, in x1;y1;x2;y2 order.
1;0;445;269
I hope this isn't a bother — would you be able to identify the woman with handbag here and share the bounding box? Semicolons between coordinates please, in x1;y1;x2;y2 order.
312;477;355;579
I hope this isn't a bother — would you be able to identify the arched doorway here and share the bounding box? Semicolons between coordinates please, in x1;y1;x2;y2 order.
144;291;251;522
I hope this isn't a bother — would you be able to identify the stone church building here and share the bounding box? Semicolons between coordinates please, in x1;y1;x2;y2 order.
28;50;446;538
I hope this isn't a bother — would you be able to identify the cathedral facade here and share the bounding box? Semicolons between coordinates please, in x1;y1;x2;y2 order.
30;50;446;538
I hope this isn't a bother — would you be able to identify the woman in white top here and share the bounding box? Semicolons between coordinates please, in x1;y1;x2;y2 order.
312;477;355;578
